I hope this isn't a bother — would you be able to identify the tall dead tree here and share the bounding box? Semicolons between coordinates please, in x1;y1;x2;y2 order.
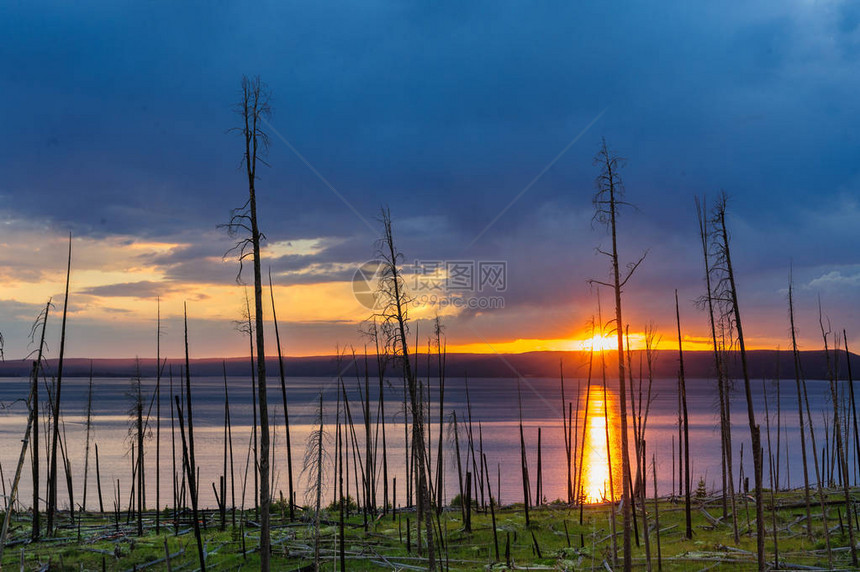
597;305;618;566
517;380;531;525
762;379;780;566
450;411;465;522
633;324;658;516
29;299;51;540
577;322;595;547
223;362;237;528
175;396;205;571
560;361;572;504
269;269;295;521
223;75;272;567
433;316;446;514
696;196;737;536
127;359;147;536
47;233;72;537
335;385;346;570
0;381;37;561
155;299;163;533
370;319;391;514
675;291;692;539
169;366;180;534
362;351;374;519
589;139;645;570
376;207;437;569
788;277;813;540
236;289;259;517
819;307;857;565
82;363;94;513
845;332;860;487
709;193;765;570
302;393;327;572
183;304;197;509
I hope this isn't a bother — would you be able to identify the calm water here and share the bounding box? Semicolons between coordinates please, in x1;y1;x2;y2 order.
0;375;850;510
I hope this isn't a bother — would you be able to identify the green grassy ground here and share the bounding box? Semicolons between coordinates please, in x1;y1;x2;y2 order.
1;489;857;570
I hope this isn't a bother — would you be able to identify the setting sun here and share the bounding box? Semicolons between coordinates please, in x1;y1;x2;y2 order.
573;333;618;352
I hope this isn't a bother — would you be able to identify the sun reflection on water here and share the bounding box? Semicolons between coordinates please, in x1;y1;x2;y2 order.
580;385;622;503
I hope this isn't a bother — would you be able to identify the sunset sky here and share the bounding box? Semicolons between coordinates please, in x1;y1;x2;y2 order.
1;1;858;360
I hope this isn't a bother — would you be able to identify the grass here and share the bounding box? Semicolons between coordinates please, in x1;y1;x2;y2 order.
1;488;857;570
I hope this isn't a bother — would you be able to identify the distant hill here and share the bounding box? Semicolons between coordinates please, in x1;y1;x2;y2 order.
0;349;856;380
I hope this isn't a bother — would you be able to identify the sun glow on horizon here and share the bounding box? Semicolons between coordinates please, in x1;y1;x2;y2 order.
573;333;618;352
567;330;723;353
442;331;754;355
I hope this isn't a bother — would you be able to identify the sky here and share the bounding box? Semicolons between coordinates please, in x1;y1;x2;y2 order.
0;1;858;360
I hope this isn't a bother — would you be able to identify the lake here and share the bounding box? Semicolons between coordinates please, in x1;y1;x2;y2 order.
0;374;852;511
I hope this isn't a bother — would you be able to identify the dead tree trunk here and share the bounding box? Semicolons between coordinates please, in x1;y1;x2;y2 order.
845;332;860;486
371;320;391;515
640;439;652;572
601;336;618;568
434;317;446;514
30;299;50;540
243;291;259;519
0;382;37;561
696;197;736;535
269;270;295;521
652;453;662;572
675;291;692;539
47;235;72;537
788;278;813;541
169;367;179;535
561;360;572;504
820;307;857;566
517;380;531;525
223;76;272;567
175;397;205;571
452;411;465;523
763;379;780;567
337;388;346;571
82;363;94;513
183;305;197;511
376;208;436;569
465;377;483;510
134;364;145;536
95;443;104;514
577;343;594;547
590;140;645;571
712;195;765;571
155;300;162;533
223;362;237;528
483;453;500;561
363;352;374;516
